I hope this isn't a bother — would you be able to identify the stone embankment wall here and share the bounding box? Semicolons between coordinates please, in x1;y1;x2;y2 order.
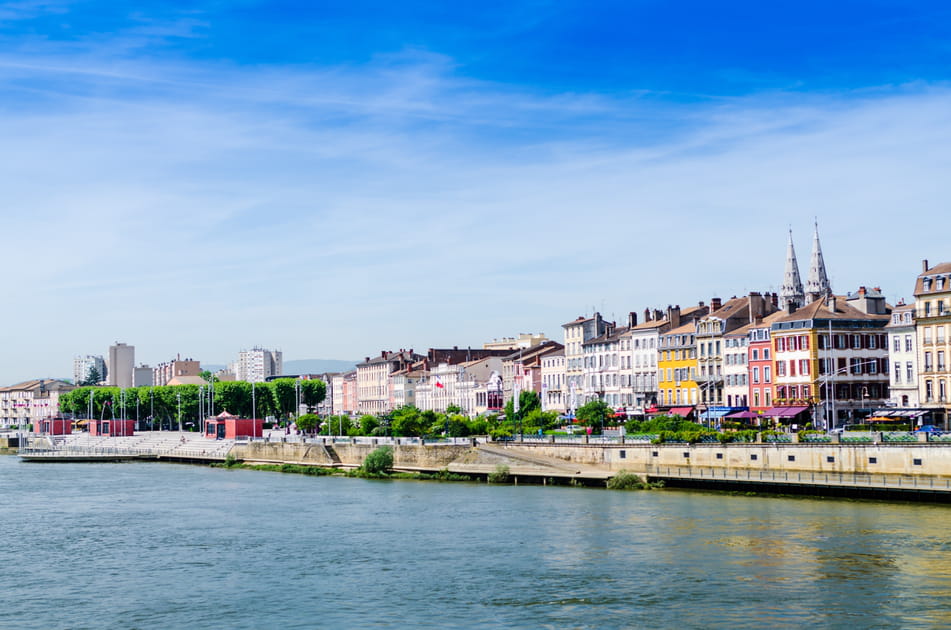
230;439;951;481
231;441;469;470
501;442;951;478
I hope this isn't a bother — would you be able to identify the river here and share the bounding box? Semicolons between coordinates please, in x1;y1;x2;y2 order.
2;456;951;629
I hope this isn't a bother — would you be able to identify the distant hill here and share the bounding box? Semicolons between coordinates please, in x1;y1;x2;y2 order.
282;359;357;375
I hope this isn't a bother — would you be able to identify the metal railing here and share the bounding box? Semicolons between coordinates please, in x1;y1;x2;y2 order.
646;464;951;492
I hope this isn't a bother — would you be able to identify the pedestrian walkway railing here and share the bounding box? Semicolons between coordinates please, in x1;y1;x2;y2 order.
645;464;951;492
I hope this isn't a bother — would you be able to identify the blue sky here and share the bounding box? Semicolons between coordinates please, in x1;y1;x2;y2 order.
3;1;951;382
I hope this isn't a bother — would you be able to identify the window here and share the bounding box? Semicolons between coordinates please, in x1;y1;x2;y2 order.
893;336;901;352
799;360;810;375
906;362;914;382
752;349;759;361
926;380;934;401
939;327;947;344
914;458;923;466
763;348;770;360
827;456;835;463
895;362;901;383
753;367;760;383
652;451;659;457
619;450;626;459
906;335;913;352
852;334;862;349
764;366;771;383
869;457;877;464
776;362;786;377
939;351;946;372
716;452;723;460
788;455;796;462
925;327;933;344
765;390;771;405
750;454;758;461
925;352;933;372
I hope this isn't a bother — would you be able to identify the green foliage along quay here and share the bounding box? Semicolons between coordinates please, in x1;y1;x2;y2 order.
57;379;326;428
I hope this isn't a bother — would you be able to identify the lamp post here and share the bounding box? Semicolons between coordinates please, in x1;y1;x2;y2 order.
177;391;182;434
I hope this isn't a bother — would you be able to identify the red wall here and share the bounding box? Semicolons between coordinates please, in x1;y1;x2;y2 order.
89;419;136;436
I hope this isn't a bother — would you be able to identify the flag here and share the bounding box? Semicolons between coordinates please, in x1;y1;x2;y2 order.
434;376;444;389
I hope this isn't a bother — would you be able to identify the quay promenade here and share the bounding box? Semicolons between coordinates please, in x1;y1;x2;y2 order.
16;431;951;499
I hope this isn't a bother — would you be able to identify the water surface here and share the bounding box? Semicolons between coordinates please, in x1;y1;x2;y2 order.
2;456;950;629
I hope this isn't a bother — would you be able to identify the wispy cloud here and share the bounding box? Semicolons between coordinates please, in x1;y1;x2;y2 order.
3;30;950;379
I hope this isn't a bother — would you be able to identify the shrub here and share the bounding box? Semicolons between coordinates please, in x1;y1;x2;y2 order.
606;470;646;490
361;446;393;475
488;464;510;484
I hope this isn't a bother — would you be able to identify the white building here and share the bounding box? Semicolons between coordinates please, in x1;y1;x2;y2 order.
234;347;283;383
415;357;503;414
562;313;612;413
629;311;668;411
887;303;919;408
540;350;566;412
73;355;105;385
0;379;75;428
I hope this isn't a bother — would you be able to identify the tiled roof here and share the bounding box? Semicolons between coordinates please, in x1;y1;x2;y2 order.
773;295;889;324
914;262;951;296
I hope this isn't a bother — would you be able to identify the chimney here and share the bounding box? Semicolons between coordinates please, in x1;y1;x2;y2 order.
858;286;866;296
711;297;722;312
628;311;638;328
654;309;664;321
829;296;837;312
786;301;796;315
667;305;681;328
748;292;764;322
644;308;651;322
453;345;458;351
923;259;930;273
365;357;370;363
770;292;779;308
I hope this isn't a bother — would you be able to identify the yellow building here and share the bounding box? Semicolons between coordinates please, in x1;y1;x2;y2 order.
658;321;697;408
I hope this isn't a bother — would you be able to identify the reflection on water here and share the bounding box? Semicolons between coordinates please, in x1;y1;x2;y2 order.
2;457;951;629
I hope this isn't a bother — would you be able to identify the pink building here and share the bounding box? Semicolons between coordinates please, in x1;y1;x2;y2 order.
88;418;135;436
205;411;262;439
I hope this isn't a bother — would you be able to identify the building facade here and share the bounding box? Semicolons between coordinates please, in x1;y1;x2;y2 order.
73;355;105;385
886;302;919;409
107;342;134;388
915;260;951;427
234;348;283;383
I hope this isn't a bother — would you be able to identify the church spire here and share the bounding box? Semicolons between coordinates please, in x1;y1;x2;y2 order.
805;220;831;304
779;229;804;311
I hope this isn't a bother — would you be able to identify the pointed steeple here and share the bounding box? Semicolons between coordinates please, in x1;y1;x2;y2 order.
805;220;831;304
779;229;804;311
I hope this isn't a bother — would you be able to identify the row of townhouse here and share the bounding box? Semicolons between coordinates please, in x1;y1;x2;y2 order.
320;225;950;430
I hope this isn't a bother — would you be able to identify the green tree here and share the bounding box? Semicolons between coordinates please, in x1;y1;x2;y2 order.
296;413;319;434
358;414;379;435
79;366;102;387
504;390;541;434
576;399;611;434
269;379;298;420
300;380;327;412
390;406;423;437
361;446;393;475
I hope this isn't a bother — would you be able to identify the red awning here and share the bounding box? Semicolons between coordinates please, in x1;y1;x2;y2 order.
763;406;809;418
669;407;695;417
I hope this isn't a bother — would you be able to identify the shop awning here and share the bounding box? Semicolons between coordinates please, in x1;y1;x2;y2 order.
701;407;745;419
763;406;809;418
871;408;928;419
725;411;761;420
668;407;695;417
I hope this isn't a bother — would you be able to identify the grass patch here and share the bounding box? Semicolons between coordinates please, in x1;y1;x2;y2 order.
488;464;510;484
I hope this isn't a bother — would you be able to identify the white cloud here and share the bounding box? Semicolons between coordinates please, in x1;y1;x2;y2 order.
1;45;950;381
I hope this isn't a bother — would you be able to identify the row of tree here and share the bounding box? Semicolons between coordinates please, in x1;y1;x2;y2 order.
57;379;326;428
293;393;618;438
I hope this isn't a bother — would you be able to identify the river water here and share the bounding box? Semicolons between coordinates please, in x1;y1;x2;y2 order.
2;456;951;629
